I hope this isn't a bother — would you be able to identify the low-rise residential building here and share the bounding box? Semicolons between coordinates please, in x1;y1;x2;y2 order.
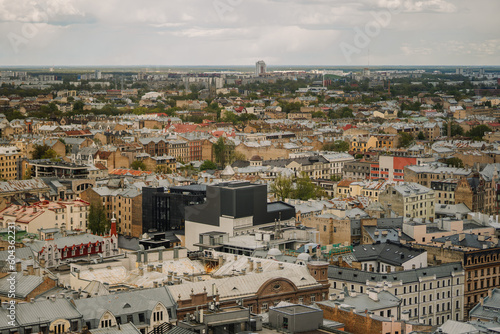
0;199;90;233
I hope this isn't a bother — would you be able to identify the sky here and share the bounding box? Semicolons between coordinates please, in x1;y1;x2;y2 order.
0;0;499;67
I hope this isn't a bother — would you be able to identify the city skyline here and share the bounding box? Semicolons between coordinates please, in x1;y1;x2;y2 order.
0;0;499;66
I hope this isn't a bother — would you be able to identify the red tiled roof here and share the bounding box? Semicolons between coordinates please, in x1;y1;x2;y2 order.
96;151;112;160
342;124;356;131
172;124;199;133
94;162;108;170
109;169;152;176
65;130;92;136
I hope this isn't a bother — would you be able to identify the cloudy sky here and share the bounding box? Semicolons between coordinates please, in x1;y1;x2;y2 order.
0;0;499;66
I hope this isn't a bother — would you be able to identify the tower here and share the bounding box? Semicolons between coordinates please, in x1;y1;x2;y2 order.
255;60;266;77
209;78;217;100
110;212;117;236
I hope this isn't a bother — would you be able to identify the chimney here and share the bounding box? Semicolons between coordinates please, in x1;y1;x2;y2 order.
368;289;379;301
248;259;254;272
278;263;284;270
350;290;357;297
156;264;163;273
139;267;144;276
168;271;173;282
15;261;21;273
401;311;410;321
147;264;154;272
153;281;158;288
27;264;34;274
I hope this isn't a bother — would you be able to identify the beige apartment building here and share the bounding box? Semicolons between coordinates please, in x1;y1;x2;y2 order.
0;146;22;180
379;183;435;221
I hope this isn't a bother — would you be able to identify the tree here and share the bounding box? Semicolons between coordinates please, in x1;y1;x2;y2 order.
446;157;464;168
270;175;293;201
311;111;325;118
88;203;110;235
397;132;414;148
131;160;146;171
450;123;464;137
417;131;426;140
199;160;217;171
213;137;228;167
328;107;353;119
466;125;492;141
230;151;246;164
323;140;349;152
292;173;325;200
32;144;58;160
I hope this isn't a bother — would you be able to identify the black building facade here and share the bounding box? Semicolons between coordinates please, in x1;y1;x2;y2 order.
142;185;206;233
185;182;295;226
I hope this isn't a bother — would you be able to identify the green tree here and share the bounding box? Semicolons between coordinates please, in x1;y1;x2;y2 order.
88;203;110;235
323;140;350;152
131;160;147;171
466;125;492;141
397;132;414;148
32;144;58;160
213;137;228;167
199;160;217;170
328;107;353;119
73;100;85;112
446;157;464;168
311;111;325;118
270;175;294;201
417;131;426;140
292;173;325;200
450;123;464;137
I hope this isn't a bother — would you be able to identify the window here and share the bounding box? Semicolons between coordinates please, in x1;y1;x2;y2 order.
311;294;316;302
262;303;268;311
127;315;133;323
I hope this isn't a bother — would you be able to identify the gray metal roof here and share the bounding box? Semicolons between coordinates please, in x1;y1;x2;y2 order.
165;327;195;334
469;288;500;321
74;287;176;322
328;262;463;284
15;298;82;326
352;242;424;267
90;323;141;334
0;273;43;298
319;290;400;312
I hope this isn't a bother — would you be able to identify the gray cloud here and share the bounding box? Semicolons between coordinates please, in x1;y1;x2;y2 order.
0;0;498;66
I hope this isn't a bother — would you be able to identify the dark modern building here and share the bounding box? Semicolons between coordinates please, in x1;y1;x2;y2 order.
142;185;206;234
184;182;295;250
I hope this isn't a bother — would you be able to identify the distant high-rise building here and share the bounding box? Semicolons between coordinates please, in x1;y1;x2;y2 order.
95;70;102;80
255;60;266;76
456;67;464;75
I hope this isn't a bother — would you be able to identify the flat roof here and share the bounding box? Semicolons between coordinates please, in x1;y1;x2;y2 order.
271;304;320;315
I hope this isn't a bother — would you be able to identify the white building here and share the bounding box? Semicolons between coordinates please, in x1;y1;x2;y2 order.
255;60;267;77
